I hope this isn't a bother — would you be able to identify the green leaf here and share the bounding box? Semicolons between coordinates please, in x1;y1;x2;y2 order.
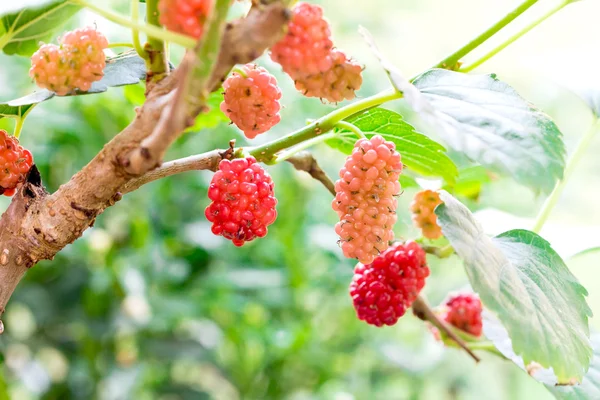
412;69;566;194
0;52;147;119
399;174;418;189
326;108;458;184
436;191;592;382
86;51;147;93
0;90;52;120
483;313;600;399
545;339;600;399
0;1;81;56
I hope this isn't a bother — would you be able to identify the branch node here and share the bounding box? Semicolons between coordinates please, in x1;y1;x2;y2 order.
70;202;96;218
140;147;152;160
0;250;9;266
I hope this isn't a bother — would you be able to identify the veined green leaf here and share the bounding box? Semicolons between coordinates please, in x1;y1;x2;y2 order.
436;191;592;382
413;69;566;194
0;0;80;56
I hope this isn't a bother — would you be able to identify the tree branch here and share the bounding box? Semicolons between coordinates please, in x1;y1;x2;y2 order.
286;152;336;196
122;146;236;194
0;1;291;326
412;296;481;363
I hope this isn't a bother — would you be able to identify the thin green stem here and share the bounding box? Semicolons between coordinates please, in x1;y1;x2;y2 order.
187;0;231;106
144;0;169;80
460;0;570;72
107;42;135;49
336;120;367;139
434;0;540;70
71;0;196;48
423;244;455;259
13;117;25;139
249;89;402;162
231;65;248;78
13;105;36;139
271;132;336;163
465;341;507;358
532;118;600;233
130;0;147;60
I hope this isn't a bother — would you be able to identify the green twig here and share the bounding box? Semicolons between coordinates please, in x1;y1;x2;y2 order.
532;118;600;233
249;89;401;162
71;0;196;48
270;132;336;164
130;0;147;60
423;244;455;259
231;65;248;78
434;0;540;70
187;0;231;107
144;0;169;82
13;105;36;139
336;120;367;139
460;0;570;72
466;341;508;358
107;42;135;49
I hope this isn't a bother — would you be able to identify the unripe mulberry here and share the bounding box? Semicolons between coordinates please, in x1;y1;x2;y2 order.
444;293;483;337
332;135;402;264
0;130;34;196
29;27;108;95
350;241;430;327
220;64;282;139
410;189;443;240
294;50;363;102
205;157;277;246
270;2;334;77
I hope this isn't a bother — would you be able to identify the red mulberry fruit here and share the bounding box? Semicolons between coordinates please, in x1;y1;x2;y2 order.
205;157;277;246
350;241;430;327
270;2;334;77
0;130;34;196
444;293;483;337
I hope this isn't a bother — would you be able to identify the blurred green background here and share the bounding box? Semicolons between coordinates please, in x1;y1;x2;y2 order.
1;0;600;398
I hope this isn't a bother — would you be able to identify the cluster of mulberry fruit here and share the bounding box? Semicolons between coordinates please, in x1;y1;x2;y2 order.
270;2;363;102
220;64;282;139
158;0;212;39
332;135;403;265
350;241;430;327
30;27;108;95
410;189;443;240
0;130;34;197
205;157;278;246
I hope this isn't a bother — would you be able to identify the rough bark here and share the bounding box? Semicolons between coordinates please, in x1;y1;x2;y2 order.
0;2;289;322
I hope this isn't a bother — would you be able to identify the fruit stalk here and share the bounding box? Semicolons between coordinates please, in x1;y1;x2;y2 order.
412;296;481;362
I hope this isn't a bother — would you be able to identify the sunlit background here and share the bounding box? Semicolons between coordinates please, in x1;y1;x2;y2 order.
0;0;599;398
